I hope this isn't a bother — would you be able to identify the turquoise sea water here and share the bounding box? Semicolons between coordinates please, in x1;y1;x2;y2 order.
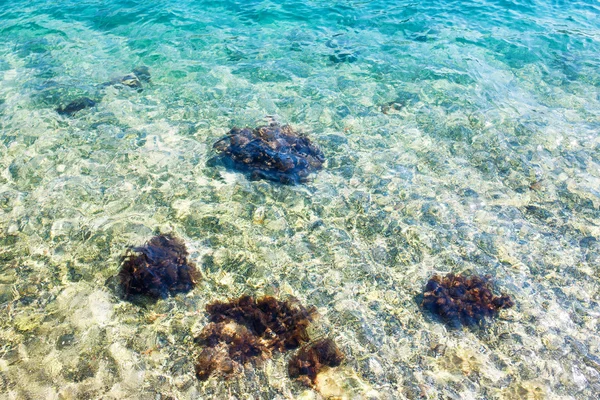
1;0;600;398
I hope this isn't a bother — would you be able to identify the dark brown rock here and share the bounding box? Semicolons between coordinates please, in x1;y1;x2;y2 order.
212;123;325;184
421;273;514;327
56;97;96;115
118;234;200;300
194;295;316;380
288;338;344;386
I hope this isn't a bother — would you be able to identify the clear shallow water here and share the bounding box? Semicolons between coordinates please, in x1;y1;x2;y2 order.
1;0;600;398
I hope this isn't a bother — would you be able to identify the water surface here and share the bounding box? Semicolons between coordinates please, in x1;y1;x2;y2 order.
1;0;600;398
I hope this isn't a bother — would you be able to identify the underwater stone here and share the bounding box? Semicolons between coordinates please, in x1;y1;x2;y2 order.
421;273;514;327
329;51;358;64
380;92;420;114
335;105;351;118
132;65;151;82
463;188;479;197
380;101;404;114
194;295;316;381
56;97;96;116
288;338;344;386
56;333;76;350
524;205;554;221
118;234;200;299
63;357;97;382
105;66;151;90
326;35;358;64
55;66;149;116
115;73;142;89
579;236;597;249
212;123;325;184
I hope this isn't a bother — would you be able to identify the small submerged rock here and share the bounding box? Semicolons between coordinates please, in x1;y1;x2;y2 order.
288;338;344;387
421;273;514;327
102;65;152;91
118;234;200;300
56;65;150;116
194;295;316;381
380;101;404;114
56;97;97;116
56;333;76;350
212;123;325;184
329;51;358;64
110;73;143;89
326;33;358;64
380;92;420;114
132;65;151;83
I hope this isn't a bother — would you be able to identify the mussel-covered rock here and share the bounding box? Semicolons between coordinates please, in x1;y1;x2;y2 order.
56;97;96;116
288;338;344;386
212;123;325;184
194;295;316;380
118;234;200;300
421;273;514;327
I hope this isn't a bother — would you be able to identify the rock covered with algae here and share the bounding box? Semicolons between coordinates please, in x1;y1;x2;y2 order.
421;273;514;327
194;321;267;380
288;338;344;387
194;295;317;381
118;233;200;300
212;123;325;184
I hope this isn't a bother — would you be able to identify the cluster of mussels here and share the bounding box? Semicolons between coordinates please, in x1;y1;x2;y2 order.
195;295;344;386
116;234;343;387
421;273;514;327
56;65;151;116
212;123;325;184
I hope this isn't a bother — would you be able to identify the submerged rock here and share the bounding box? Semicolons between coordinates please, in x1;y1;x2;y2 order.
56;66;150;116
110;73;142;89
102;65;151;91
118;234;200;300
212;123;325;184
132;65;151;83
380;92;420;114
326;34;358;64
194;295;316;380
288;338;344;386
329;51;358;64
56;97;96;116
195;322;267;380
421;273;514;327
380;100;404;114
